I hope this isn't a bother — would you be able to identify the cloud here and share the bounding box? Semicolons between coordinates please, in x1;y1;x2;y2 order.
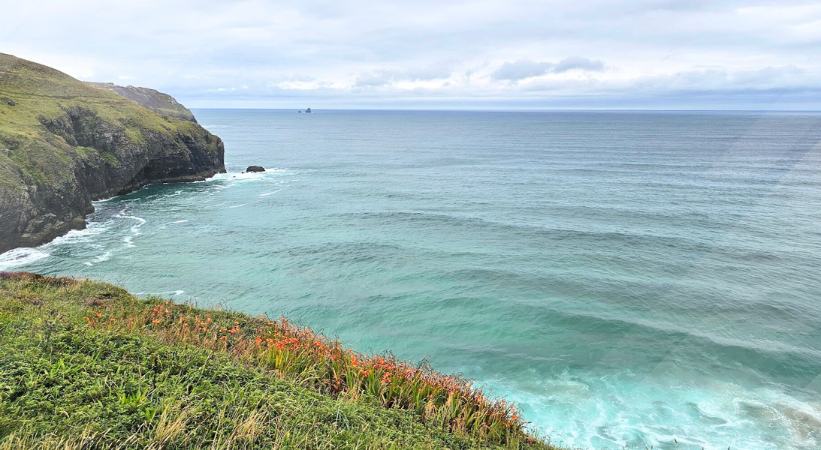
1;0;821;108
552;57;605;73
492;61;553;81
493;58;605;81
354;67;453;88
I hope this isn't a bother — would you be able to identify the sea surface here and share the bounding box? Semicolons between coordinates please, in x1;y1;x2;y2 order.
3;110;821;449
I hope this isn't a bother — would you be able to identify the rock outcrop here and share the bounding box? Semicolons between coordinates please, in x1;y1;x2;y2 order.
0;53;225;253
245;165;265;173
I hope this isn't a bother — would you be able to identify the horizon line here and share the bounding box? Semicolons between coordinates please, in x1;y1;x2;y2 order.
188;107;821;113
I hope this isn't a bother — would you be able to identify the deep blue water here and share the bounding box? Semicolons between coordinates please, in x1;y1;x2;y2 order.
3;110;821;449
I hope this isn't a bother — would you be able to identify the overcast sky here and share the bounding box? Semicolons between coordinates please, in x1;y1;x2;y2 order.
3;0;821;109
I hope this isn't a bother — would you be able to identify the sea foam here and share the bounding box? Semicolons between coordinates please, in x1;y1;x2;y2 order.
0;247;50;270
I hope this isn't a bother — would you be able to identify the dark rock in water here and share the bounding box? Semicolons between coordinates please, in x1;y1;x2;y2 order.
246;165;265;173
0;53;225;253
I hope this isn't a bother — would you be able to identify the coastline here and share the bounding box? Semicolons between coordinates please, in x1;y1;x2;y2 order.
0;171;225;271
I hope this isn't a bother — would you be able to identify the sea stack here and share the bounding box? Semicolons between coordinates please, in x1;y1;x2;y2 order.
245;165;266;173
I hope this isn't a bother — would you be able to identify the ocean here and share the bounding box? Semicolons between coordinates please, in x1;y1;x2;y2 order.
2;110;820;449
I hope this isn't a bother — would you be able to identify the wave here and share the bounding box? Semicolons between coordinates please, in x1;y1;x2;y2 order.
0;218;118;270
209;168;290;183
123;236;135;248
134;289;185;297
445;295;821;384
506;371;821;449
0;248;50;270
45;223;110;248
333;210;815;263
91;251;113;264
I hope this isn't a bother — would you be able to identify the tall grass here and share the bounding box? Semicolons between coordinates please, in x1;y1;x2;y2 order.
83;299;531;446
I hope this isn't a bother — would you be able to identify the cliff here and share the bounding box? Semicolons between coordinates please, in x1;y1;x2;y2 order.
0;54;224;253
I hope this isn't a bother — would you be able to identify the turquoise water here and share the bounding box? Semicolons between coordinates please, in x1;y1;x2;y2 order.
3;110;821;449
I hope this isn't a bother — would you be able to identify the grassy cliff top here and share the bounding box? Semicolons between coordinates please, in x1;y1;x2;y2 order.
0;53;201;142
0;273;556;449
0;52;213;193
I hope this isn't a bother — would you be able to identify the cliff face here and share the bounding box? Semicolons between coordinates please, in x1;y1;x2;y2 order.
0;53;224;253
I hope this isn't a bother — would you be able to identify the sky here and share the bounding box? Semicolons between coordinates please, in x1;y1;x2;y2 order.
3;0;821;110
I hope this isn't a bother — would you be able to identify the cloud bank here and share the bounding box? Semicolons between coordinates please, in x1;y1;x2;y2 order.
2;0;821;109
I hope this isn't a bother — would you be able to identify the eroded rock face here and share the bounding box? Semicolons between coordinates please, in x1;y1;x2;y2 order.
1;107;224;252
0;54;225;253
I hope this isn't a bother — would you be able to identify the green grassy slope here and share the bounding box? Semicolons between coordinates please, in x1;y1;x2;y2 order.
0;53;198;141
0;273;556;449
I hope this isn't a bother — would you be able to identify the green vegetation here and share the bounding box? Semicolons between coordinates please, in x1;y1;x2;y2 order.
0;52;215;183
0;53;185;140
0;273;555;449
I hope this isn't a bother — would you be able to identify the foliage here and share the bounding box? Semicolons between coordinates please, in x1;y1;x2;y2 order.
0;273;555;449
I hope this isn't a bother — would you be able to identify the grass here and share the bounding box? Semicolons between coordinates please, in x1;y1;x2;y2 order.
0;52;221;192
0;272;557;449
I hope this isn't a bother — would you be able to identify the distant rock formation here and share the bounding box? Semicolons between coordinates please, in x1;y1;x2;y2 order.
245;165;265;173
0;53;225;253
